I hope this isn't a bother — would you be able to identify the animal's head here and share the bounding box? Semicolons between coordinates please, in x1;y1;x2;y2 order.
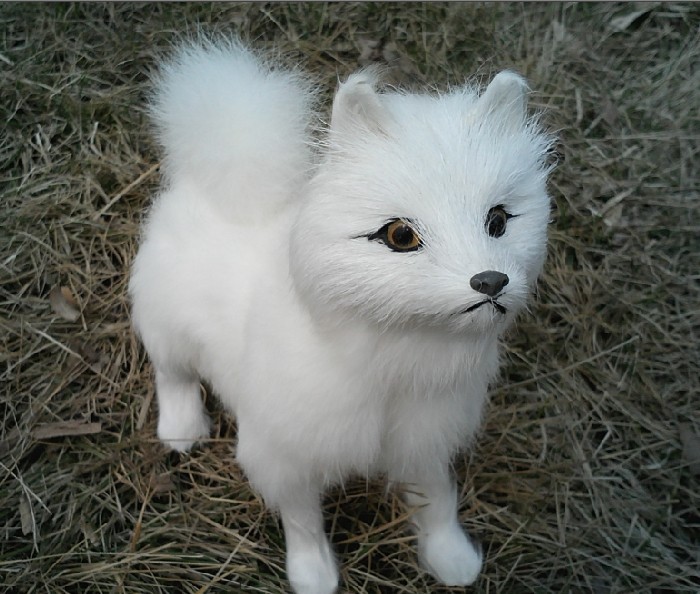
290;68;554;336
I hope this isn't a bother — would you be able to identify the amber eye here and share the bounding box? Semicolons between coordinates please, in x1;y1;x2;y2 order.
366;219;422;252
486;206;509;238
386;220;421;251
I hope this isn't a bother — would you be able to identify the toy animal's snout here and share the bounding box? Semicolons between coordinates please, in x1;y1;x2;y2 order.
469;271;509;296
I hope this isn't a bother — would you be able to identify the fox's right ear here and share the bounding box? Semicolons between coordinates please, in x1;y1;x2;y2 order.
472;70;529;132
330;67;390;136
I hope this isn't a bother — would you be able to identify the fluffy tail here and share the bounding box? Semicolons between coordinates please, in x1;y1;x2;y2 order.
150;37;316;218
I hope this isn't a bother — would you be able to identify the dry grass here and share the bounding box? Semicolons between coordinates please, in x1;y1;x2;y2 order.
1;3;699;593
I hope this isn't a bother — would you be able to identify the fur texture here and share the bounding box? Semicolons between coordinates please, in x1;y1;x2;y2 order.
130;38;553;594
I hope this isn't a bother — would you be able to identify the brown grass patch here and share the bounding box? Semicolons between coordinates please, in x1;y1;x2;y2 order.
1;3;698;593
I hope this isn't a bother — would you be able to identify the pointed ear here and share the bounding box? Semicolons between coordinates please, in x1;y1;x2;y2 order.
476;70;529;131
330;67;390;135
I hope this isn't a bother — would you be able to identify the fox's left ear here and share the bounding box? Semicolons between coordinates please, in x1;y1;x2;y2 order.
331;67;390;136
475;70;529;131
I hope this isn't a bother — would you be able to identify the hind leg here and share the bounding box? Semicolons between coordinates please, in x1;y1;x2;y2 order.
155;368;211;452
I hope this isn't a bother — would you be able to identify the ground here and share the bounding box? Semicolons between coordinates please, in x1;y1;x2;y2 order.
1;2;698;593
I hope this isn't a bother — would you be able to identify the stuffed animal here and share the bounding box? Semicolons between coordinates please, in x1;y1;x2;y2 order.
130;37;553;594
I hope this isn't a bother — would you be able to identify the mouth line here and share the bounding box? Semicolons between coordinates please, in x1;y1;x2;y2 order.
459;297;508;315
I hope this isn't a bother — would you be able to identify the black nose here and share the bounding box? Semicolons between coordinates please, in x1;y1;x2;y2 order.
469;270;509;297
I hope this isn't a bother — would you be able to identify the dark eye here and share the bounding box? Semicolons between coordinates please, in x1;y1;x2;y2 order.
486;206;510;238
367;219;422;252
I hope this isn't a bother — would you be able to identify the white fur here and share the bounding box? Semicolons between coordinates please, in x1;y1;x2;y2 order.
130;38;553;594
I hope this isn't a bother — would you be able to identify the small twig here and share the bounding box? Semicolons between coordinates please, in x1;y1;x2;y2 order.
32;421;102;440
25;324;120;388
93;162;160;220
505;335;640;390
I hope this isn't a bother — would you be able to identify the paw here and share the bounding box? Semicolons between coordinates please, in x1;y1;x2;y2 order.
418;523;482;586
157;408;211;452
287;543;338;594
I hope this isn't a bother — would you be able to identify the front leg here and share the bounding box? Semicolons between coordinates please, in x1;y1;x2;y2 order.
278;489;338;594
237;423;338;594
400;468;482;586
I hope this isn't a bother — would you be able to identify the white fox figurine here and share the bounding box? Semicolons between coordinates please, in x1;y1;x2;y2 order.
130;38;553;594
